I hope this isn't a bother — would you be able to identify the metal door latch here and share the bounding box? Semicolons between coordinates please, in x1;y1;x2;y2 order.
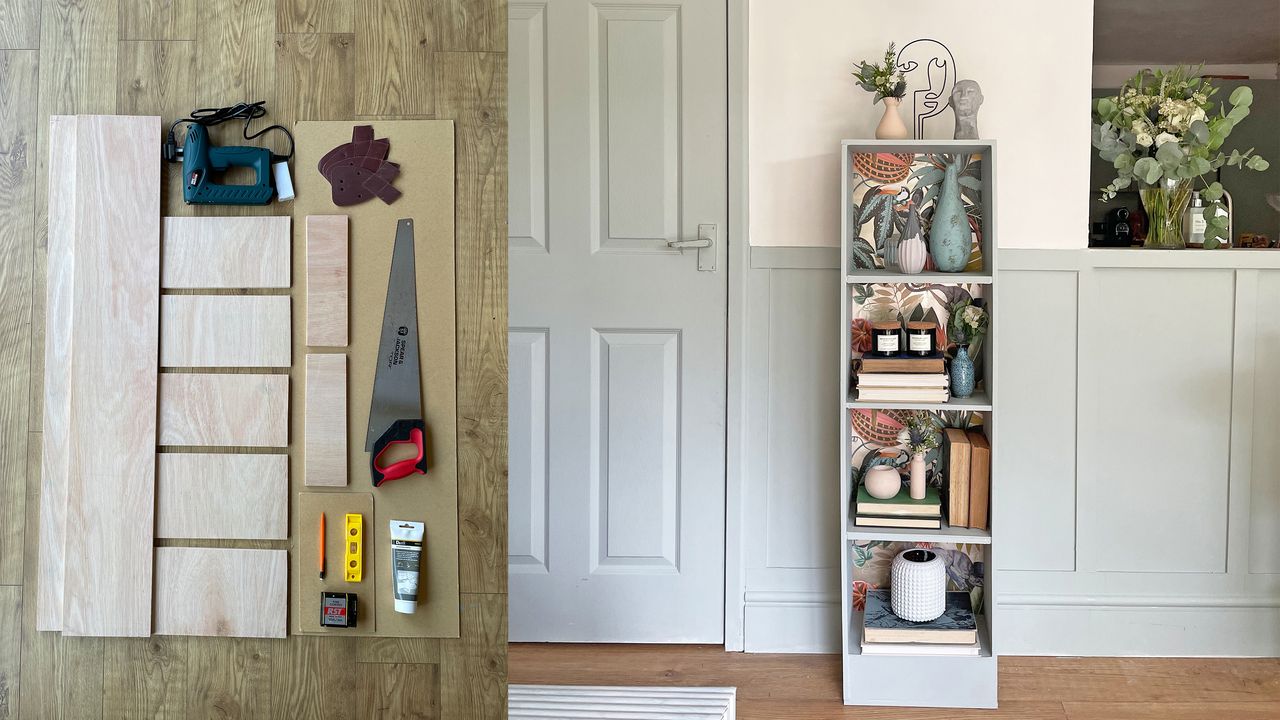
667;224;717;271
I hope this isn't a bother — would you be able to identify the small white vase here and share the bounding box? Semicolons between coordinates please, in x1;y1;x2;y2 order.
909;453;927;500
863;465;902;499
897;235;927;274
891;548;947;622
875;97;910;140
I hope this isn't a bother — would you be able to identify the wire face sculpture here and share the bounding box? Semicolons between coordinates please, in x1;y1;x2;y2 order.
895;39;957;139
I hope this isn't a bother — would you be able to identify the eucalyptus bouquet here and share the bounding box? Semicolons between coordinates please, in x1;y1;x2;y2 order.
948;299;988;356
854;43;906;104
1092;66;1270;248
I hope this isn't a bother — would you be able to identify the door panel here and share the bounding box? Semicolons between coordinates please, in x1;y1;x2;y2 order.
508;0;727;642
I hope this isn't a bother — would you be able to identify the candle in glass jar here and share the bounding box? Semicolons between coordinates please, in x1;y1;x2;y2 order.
870;322;901;357
905;321;937;357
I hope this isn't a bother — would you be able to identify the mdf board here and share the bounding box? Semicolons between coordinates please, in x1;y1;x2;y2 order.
36;115;77;631
295;492;377;635
160;295;292;367
161;216;291;289
306;215;349;347
61;114;161;637
156;453;289;539
153;547;287;638
159;373;289;447
305;353;348;487
290;120;459;637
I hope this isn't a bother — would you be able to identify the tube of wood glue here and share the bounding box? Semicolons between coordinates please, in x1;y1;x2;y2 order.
390;521;425;614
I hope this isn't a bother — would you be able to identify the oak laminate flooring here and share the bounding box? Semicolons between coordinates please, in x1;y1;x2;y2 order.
154;547;288;638
0;0;39;49
61;114;160;638
304;215;348;347
354;0;435;116
17;0;506;715
156;453;289;539
357;662;441;720
162;216;292;289
158;373;289;448
160;295;293;367
303;353;346;486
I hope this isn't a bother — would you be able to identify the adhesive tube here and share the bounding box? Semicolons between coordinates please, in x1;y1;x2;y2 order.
390;521;425;614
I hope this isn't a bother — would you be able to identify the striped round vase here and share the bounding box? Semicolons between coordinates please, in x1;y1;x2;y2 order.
897;235;927;275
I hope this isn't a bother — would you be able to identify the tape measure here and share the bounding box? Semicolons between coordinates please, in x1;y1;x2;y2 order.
344;513;363;582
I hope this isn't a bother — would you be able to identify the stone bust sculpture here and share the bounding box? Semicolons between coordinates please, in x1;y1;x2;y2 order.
950;79;983;140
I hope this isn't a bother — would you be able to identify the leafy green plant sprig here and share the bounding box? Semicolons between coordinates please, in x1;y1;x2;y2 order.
1092;65;1270;248
854;43;906;103
948;299;988;356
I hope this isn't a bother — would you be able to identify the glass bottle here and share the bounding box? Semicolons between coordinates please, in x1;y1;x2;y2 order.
1185;190;1207;246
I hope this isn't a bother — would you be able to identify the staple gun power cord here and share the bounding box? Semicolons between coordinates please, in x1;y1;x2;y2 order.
163;101;295;163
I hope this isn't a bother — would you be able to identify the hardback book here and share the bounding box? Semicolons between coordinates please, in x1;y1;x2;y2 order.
860;635;981;656
857;356;946;374
967;430;991;531
854;514;942;529
942;427;972;528
862;590;978;644
856;372;949;388
856;387;949;403
856;484;941;517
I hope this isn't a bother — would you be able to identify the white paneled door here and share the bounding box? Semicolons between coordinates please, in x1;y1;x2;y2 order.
508;0;728;642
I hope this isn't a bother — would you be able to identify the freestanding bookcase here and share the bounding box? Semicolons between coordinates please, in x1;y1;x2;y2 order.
838;139;998;708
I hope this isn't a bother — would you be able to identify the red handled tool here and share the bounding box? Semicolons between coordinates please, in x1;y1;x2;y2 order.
365;219;428;486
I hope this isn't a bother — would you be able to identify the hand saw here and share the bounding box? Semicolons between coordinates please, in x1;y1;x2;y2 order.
366;218;427;486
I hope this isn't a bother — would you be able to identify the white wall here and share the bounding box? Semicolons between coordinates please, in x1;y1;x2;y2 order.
747;0;1094;249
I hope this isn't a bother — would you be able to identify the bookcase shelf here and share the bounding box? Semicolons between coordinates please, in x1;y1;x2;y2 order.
839;139;999;710
845;518;993;545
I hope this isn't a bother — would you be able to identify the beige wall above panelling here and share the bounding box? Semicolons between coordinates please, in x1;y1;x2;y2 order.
747;0;1093;248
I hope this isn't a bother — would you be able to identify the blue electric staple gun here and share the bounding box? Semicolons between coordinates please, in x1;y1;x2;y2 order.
163;101;295;206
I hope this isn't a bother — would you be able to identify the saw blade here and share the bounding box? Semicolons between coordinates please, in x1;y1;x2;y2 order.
366;218;423;451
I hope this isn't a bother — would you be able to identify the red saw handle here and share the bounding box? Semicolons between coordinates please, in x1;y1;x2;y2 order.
370;419;428;486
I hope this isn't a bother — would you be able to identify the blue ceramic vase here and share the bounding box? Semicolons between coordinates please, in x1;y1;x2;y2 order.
950;346;975;398
929;159;972;272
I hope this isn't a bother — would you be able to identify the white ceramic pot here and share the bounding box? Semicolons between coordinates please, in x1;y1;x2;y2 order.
875;97;911;140
897;235;927;275
890;548;946;622
863;465;902;499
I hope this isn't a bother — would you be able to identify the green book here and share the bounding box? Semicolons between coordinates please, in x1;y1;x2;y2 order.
856;484;942;517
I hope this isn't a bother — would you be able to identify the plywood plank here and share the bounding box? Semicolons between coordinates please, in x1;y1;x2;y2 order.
35;113;73;630
153;547;287;638
62;114;161;638
159;373;289;448
161;216;291;288
156;453;288;539
305;215;348;347
160;295;292;367
304;354;347;487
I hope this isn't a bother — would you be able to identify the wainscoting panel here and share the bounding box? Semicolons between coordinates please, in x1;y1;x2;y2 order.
1250;270;1280;574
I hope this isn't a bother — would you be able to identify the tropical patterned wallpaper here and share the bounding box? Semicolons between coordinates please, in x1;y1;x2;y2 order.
851;540;985;614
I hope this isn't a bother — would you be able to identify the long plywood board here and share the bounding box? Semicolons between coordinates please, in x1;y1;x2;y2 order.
295;492;376;635
304;354;347;486
36;116;77;631
156;453;288;539
291;121;459;637
305;215;348;346
160;295;292;367
153;547;287;638
159;373;289;447
161;216;291;288
61;115;162;637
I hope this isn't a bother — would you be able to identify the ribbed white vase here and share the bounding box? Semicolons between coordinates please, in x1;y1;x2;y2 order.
897;235;927;275
890;548;946;622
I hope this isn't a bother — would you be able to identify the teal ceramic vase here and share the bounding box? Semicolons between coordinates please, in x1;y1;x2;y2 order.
950;346;975;398
929;159;972;272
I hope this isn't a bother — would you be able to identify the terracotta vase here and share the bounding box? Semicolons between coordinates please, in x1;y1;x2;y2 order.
875;98;910;140
864;465;902;499
909;453;927;500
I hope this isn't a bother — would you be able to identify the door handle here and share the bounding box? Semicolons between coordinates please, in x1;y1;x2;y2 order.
667;224;717;271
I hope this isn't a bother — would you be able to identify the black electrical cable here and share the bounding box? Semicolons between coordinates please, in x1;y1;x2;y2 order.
163;101;294;163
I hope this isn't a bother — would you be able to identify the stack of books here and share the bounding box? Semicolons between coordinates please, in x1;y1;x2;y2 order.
854;483;942;529
855;356;948;403
861;589;980;656
940;428;992;530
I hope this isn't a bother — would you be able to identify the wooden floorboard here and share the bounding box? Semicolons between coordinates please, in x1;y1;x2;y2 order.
14;0;506;715
509;644;1280;719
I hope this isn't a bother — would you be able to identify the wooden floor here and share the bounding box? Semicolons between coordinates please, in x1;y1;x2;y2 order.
510;644;1280;719
0;1;507;718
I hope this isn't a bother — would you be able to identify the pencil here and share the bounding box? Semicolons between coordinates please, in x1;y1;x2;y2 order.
319;512;327;579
